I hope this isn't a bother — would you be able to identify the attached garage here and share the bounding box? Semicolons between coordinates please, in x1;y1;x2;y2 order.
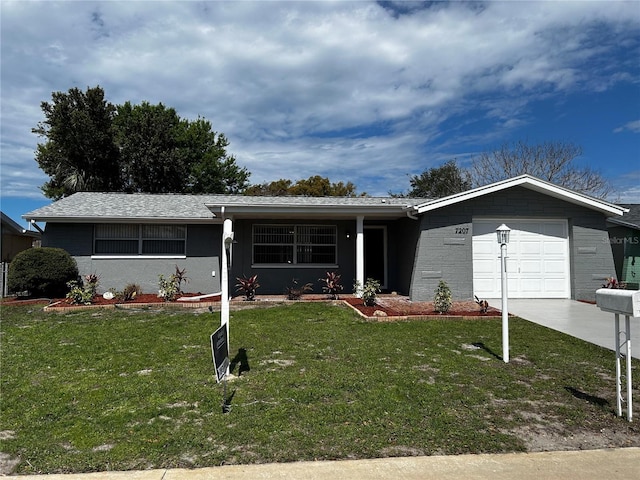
472;219;570;299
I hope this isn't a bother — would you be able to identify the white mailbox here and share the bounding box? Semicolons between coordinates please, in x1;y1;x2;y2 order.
595;288;640;317
594;288;639;422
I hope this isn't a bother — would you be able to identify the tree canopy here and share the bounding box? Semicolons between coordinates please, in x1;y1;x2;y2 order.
33;87;121;199
404;160;472;198
33;86;250;199
470;140;612;198
245;175;361;197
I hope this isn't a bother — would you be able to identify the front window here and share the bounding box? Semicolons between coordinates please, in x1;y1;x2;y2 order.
94;224;186;255
253;224;337;265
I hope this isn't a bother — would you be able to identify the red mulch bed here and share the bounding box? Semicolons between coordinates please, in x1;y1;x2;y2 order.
343;297;500;318
3;293;501;318
79;293;220;306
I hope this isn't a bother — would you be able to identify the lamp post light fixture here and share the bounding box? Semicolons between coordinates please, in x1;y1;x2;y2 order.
496;224;511;364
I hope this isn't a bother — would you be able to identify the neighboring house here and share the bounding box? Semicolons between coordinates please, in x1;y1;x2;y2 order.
607;204;640;290
23;175;627;302
1;211;42;296
1;212;41;262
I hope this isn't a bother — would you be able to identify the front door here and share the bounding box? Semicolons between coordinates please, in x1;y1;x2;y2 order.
364;226;387;289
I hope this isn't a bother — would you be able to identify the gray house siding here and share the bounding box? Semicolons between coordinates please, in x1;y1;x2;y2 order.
410;186;616;302
42;223;221;295
410;212;473;301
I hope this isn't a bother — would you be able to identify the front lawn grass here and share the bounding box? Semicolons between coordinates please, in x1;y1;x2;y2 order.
1;302;638;474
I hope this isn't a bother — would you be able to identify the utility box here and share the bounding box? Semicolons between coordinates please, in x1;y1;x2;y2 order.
595;288;640;317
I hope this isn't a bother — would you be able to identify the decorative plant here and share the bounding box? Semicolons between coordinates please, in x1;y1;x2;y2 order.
65;273;100;305
65;280;95;305
434;280;452;314
158;274;180;302
236;274;260;301
84;273;100;297
285;278;313;300
173;265;190;294
157;266;189;302
319;271;344;299
602;277;627;289
354;278;381;307
121;283;142;301
474;295;489;314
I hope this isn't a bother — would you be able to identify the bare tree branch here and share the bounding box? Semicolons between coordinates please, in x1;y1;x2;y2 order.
470;140;612;199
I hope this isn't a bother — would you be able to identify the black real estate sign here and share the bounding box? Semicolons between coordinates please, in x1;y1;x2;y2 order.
210;324;229;383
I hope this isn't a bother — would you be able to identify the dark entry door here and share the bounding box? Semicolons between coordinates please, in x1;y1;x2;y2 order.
364;227;386;288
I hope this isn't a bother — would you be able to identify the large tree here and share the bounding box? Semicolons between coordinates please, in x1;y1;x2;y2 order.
405;160;472;198
179;118;250;194
33;86;121;199
245;175;360;197
114;101;184;193
34;86;249;198
470;140;612;198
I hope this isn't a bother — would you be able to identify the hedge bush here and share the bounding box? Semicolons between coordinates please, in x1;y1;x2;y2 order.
7;247;79;298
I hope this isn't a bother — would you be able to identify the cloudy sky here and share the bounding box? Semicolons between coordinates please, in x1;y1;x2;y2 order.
1;0;639;227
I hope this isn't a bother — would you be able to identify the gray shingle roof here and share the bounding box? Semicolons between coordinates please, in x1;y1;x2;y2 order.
618;204;640;229
23;192;428;222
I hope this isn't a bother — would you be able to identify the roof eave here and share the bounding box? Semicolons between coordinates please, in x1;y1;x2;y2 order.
415;175;627;217
23;215;220;224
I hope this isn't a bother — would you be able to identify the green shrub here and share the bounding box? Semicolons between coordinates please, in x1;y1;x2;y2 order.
434;280;452;314
354;278;381;307
65;280;94;305
158;274;179;302
65;273;101;305
7;247;79;298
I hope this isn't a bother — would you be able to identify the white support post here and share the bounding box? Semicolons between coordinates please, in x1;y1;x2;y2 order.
355;216;364;295
625;315;633;422
500;242;509;364
595;288;638;422
614;313;633;422
221;217;233;376
615;313;622;418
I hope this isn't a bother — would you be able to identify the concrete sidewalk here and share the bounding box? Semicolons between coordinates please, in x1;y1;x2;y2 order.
15;448;640;479
489;299;640;359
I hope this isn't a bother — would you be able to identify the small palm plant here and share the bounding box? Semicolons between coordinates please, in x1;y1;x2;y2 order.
236;274;260;301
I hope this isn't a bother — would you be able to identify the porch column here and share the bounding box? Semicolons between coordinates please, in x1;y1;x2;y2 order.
356;215;364;294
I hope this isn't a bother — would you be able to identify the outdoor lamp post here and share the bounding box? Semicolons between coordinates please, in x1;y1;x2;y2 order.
496;224;511;363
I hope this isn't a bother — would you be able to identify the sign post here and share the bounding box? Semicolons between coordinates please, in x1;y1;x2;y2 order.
211;324;230;412
595;288;640;422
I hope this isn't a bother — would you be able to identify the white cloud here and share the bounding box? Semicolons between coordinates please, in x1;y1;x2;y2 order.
614;120;640;134
1;0;639;199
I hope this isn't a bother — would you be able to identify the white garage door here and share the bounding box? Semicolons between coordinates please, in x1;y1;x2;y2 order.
473;219;570;299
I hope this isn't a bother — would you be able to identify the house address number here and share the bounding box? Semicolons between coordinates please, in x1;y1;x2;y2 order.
455;227;469;235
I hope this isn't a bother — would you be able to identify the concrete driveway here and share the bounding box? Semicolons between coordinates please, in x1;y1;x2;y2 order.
488;299;640;359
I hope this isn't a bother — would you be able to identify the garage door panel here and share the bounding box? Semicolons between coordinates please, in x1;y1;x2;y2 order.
520;260;542;274
520;279;543;292
544;242;565;255
544;279;567;293
474;242;495;255
544;259;566;274
473;219;569;298
520;241;542;255
544;223;567;238
519;222;543;234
